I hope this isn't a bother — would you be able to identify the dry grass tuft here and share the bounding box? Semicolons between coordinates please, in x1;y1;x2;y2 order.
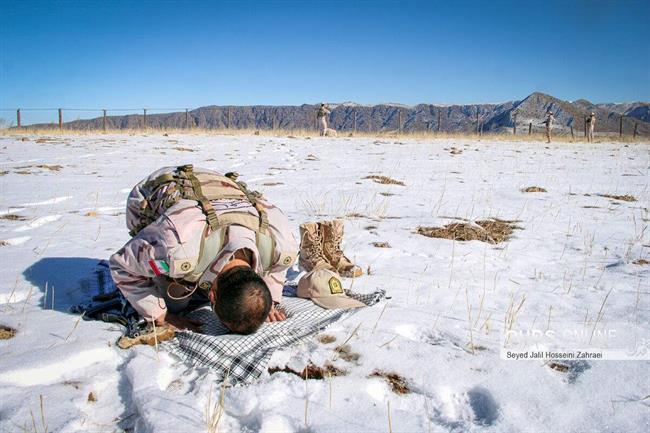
262;182;284;186
548;362;570;373
306;154;319;161
364;175;405;186
84;211;98;217
0;325;17;339
600;194;636;202
268;363;346;380
0;214;28;221
87;392;97;403
372;241;391;248
36;164;63;171
0;171;8;176
370;370;410;394
317;334;337;344
174;147;195;152
633;259;649;265
521;186;547;193
0;240;10;247
334;344;360;362
417;219;521;244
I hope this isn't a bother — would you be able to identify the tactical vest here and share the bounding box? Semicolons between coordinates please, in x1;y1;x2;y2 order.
130;164;276;277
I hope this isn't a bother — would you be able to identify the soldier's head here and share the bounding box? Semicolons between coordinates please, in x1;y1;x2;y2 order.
210;266;272;334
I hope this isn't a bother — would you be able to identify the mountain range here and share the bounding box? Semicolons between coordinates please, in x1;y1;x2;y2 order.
31;92;650;136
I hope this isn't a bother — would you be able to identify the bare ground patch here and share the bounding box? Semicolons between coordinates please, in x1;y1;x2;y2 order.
317;334;337;344
369;370;410;394
0;325;16;340
521;186;547;193
363;175;405;186
600;194;636;202
268;363;346;379
0;214;28;221
417;219;522;244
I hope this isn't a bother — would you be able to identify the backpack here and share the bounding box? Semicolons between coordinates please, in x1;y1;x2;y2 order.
129;164;276;275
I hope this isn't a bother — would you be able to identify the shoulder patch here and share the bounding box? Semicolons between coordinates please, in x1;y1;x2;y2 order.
168;258;197;275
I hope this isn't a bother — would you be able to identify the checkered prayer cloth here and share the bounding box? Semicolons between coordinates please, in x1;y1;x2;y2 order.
165;288;385;385
87;261;385;385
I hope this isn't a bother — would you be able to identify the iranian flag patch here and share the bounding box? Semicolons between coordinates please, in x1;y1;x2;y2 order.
149;260;170;276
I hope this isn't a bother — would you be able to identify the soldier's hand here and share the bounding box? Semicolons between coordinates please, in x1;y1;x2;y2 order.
155;312;202;332
266;305;286;322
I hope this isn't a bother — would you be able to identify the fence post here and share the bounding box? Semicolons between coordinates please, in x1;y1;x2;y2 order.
584;118;587;138
16;109;21;129
633;122;638;139
143;109;147;130
528;122;532;135
437;110;441;133
58;108;63;130
619;115;623;137
570;125;574;141
353;109;357;134
103;109;107;132
185;109;189;129
513;113;517;135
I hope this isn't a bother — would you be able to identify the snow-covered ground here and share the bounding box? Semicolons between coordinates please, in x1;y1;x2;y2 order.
0;133;648;433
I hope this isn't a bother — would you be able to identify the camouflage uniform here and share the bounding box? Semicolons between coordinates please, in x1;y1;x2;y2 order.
316;104;331;136
109;167;298;321
543;112;555;143
586;113;596;143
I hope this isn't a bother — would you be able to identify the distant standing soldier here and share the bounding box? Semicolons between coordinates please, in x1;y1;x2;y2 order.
585;112;596;143
316;103;331;136
541;110;555;143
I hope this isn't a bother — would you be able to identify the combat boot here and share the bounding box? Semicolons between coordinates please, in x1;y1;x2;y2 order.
299;222;335;272
320;219;363;278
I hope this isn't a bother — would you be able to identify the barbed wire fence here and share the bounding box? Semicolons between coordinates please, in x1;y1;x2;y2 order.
0;106;641;139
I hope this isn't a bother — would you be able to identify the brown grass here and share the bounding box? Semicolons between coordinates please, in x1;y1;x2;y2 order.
372;241;391;248
521;186;547;193
87;392;97;403
174;147;195;152
417;219;521;244
633;259;649;265
547;362;570;373
36;164;63;171
0;214;28;221
317;334;337;344
600;194;636;202
364;175;405;186
334;344;360;362
268;363;346;380
370;370;410;394
3;127;648;144
0;325;16;339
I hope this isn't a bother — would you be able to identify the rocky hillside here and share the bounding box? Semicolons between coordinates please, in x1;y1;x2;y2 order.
28;93;650;136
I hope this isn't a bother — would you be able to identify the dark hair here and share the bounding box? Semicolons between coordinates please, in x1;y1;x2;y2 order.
213;267;271;334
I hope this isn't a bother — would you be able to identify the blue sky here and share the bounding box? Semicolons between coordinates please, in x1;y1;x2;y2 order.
1;0;649;124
